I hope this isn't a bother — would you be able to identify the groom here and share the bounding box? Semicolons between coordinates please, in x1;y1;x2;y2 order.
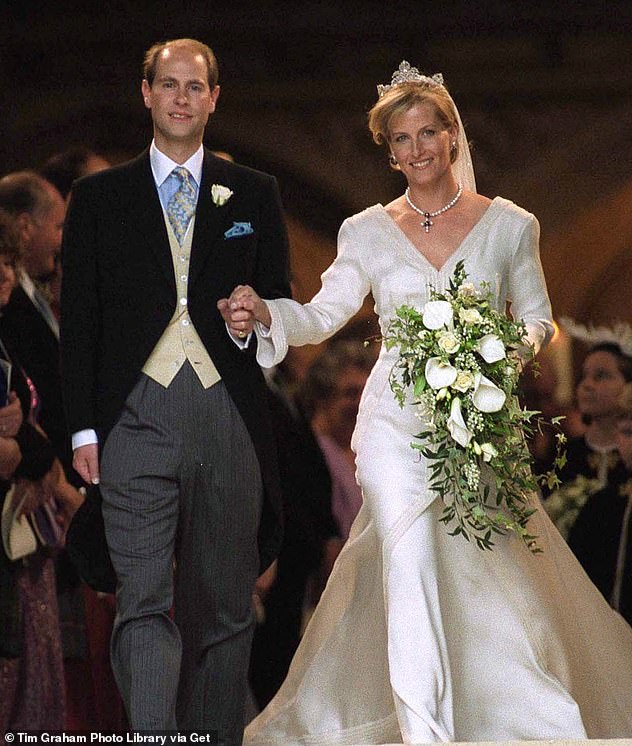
60;38;290;741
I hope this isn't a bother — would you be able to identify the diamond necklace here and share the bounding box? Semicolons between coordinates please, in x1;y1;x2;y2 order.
405;183;463;233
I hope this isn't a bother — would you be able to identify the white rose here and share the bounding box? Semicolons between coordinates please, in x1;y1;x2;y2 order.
471;371;506;413
476;333;506;363
422;300;453;330
436;331;460;355
452;369;474;392
458;282;476;297
447;397;472;448
480;442;498;462
458;307;483;325
425;357;458;390
211;183;234;206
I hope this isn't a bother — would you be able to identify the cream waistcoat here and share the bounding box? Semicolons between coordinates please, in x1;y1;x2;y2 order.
142;215;221;388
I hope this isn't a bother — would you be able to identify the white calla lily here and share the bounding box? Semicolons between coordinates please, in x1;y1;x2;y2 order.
422;300;453;330
472;372;506;413
447;397;472;447
476;333;506;363
425;357;458;390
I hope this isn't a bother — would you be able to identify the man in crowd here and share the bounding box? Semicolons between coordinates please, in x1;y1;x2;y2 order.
0;171;69;469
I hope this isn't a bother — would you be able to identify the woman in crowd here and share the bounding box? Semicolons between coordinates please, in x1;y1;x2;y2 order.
560;336;632;485
298;339;375;540
0;209;81;731
225;63;632;743
566;383;632;626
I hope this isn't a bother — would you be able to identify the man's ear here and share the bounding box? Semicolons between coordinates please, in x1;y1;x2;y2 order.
208;85;221;114
141;79;152;109
14;212;33;246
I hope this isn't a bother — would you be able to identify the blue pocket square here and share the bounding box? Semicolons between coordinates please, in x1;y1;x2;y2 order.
224;221;254;239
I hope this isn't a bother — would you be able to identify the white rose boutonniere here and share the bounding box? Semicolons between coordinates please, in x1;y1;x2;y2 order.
211;184;233;206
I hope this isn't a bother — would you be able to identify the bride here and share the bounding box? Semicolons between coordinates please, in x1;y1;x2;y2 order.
223;63;632;744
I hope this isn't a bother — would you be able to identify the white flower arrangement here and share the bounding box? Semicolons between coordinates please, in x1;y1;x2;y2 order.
544;475;603;540
211;183;233;206
386;261;544;551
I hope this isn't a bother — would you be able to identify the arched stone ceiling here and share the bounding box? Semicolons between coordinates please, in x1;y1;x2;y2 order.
1;2;631;331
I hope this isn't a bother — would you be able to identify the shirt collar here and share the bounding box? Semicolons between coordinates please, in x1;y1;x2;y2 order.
149;141;204;188
19;270;36;302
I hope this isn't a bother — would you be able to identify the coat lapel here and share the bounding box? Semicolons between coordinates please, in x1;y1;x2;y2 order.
189;150;235;290
125;151;175;290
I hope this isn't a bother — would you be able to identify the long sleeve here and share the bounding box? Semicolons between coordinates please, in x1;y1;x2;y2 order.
507;213;554;354
60;177;101;435
256;219;371;368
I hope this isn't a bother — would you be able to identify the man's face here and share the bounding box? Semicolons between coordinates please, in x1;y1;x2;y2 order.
319;366;368;447
141;45;219;157
25;183;65;280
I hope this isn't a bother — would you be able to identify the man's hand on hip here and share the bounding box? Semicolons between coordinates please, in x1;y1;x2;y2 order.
73;443;100;485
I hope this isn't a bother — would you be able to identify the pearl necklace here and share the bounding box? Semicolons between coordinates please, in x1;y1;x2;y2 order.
405;183;463;233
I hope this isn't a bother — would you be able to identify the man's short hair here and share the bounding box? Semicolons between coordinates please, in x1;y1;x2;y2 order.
0;208;22;263
143;38;219;90
0;170;57;220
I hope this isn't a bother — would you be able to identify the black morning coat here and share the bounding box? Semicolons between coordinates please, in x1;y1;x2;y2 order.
60;148;292;573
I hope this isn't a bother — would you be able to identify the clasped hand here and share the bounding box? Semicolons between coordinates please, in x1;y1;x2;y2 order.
217;285;271;337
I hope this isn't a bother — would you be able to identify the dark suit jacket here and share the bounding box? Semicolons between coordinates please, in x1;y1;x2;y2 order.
0;284;73;474
60;148;291;571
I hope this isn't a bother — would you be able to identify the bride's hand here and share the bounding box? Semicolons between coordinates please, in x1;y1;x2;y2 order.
222;285;272;329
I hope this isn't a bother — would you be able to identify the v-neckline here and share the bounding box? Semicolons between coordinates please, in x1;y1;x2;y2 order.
376;196;503;274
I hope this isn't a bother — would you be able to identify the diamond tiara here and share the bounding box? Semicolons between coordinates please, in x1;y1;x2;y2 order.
377;61;444;98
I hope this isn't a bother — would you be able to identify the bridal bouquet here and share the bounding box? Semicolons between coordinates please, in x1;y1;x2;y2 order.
386;261;542;551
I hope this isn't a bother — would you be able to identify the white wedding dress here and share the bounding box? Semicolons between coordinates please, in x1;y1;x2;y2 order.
245;198;632;744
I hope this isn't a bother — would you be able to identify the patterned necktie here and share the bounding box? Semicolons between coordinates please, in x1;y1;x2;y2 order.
166;167;197;245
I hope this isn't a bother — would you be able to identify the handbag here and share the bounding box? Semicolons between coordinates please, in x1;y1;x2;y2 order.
1;484;38;560
29;495;66;550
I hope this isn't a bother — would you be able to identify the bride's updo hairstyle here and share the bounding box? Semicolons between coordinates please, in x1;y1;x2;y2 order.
368;81;460;164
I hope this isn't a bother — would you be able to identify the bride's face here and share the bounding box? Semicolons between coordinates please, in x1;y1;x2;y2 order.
388;102;456;190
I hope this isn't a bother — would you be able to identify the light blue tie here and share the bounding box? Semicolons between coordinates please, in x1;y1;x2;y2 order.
166;167;196;245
